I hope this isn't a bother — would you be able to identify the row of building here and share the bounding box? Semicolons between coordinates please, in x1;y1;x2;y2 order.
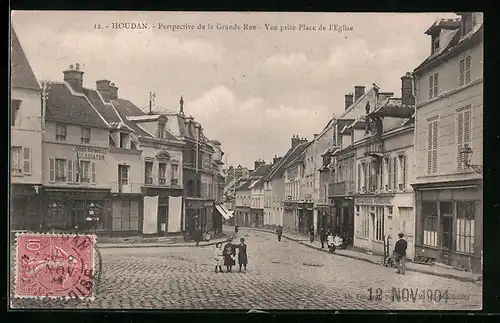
10;26;231;237
230;13;483;272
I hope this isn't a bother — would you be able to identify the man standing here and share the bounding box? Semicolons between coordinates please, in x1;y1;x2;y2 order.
276;225;283;242
319;227;326;249
393;233;408;275
308;225;315;243
194;225;202;247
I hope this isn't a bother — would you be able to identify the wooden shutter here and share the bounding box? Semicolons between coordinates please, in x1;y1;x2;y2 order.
75;161;80;183
427;122;433;174
393;156;398;190
23;148;31;174
91;162;96;184
465;56;471;84
464;108;471;147
67;160;73;183
457;112;464;170
49;158;55;182
388;158;392;189
459;58;465;86
432;121;438;173
428;75;433;99
433;73;439;98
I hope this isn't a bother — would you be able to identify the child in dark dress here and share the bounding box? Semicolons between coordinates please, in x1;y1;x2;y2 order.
223;242;236;272
237;238;248;272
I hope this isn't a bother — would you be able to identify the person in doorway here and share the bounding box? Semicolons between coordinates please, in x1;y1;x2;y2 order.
194;225;202;247
393;233;408;275
308;225;315;243
223;241;236;272
213;242;224;273
276;225;283;241
237;237;248;272
319;227;327;249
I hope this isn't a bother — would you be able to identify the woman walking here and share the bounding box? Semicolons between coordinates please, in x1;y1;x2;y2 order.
223;241;236;272
213;242;224;273
237;238;248;272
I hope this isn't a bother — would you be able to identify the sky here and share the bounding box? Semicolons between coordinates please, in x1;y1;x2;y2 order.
11;11;458;169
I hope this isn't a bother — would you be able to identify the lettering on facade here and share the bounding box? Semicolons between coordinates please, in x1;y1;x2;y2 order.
355;196;392;205
142;141;178;151
75;147;107;160
47;190;108;200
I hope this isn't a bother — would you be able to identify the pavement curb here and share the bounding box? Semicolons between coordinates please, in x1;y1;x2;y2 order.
239;227;482;284
97;234;236;249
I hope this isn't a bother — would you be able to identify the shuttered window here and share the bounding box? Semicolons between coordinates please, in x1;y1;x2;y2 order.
457;106;472;171
23;148;31;174
392;156;398;190
427;119;439;174
91;162;96;183
357;164;361;191
67;160;73;183
459;55;472;86
429;72;439;100
49;158;55;182
388;158;393;190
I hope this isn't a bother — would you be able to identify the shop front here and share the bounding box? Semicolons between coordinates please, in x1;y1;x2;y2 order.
250;208;264;228
43;187;111;232
185;198;214;237
282;201;296;232
315;203;333;232
332;197;355;246
297;202;314;234
10;184;43;231
143;186;183;235
413;179;482;272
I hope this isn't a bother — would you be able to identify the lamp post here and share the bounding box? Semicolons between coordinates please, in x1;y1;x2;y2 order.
459;147;482;175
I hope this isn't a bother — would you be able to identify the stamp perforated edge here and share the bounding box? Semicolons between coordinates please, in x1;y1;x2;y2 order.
12;232;98;301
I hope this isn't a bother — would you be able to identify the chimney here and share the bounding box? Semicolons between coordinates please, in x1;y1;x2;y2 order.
345;93;354;110
291;134;299;148
63;63;84;92
96;79;111;102
254;160;265;170
354;86;365;102
273;155;282;165
109;82;118;101
313;133;319;140
401;72;415;106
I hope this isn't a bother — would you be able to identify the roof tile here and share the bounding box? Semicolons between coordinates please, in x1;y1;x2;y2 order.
11;27;40;90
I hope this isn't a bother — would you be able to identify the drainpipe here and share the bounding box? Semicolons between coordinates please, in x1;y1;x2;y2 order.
412;73;418;250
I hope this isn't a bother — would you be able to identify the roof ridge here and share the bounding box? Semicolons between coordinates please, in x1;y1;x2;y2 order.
63;82;111;128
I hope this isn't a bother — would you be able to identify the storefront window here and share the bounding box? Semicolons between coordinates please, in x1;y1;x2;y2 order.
374;207;384;241
359;207;369;238
456;201;475;254
422;201;438;247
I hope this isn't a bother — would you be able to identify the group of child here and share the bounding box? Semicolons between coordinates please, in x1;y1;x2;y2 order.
212;237;248;273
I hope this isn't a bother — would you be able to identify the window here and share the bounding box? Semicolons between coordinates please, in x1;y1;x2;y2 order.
422;201;438;247
119;133;129;149
457;106;472;171
387;157;393;190
80;161;91;182
456;201;475;254
22;147;32;174
459;55;472;86
91;162;96;184
55;159;67;182
373;207;384;241
81;127;91;144
119;165;129;185
461;13;473;36
360;209;369;238
145;161;153;184
362;163;367;191
157;122;166;139
428;72;439;100
11;147;22;174
109;134;117;147
399;155;407;190
369;161;377;192
393;156;398;191
12;99;21;126
427;119;439;174
158;163;167;184
432;37;440;54
56;124;67;141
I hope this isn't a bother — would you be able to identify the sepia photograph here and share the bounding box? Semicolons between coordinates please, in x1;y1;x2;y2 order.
9;11;483;311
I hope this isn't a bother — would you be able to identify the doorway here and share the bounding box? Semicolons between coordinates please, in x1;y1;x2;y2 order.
441;215;453;251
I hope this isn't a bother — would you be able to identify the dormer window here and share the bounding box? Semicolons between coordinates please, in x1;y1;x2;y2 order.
119;132;129;149
157;122;165;139
432;36;440;54
461;13;474;36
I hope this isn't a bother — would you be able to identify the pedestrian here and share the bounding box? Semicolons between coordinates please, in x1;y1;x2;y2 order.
213;242;224;273
276;225;283;242
393;233;408;275
237;237;248;272
223;241;236;272
308;225;315;243
327;230;335;253
333;233;343;251
235;225;239;234
194;225;202;247
319;227;326;249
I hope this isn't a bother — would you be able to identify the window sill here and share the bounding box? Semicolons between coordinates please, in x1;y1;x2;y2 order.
356;236;369;241
11;172;24;177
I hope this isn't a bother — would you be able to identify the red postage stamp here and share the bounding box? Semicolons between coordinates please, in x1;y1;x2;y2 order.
14;232;97;300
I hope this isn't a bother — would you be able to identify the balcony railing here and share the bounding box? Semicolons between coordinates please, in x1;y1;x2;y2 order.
364;138;383;157
110;181;142;194
145;177;153;185
159;178;166;185
328;181;355;197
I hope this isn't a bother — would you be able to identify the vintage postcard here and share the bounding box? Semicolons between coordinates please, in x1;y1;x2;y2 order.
9;11;483;310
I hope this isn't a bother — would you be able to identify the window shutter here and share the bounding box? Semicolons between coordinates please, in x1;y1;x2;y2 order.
459;58;465;86
49;158;55;182
464;108;471;147
432;121;438;173
428;75;433;99
67;160;73;183
433;73;439;98
75;161;80;183
393;157;398;190
465;56;471;84
427;122;433;174
457;112;464;171
91;162;96;183
23;148;31;174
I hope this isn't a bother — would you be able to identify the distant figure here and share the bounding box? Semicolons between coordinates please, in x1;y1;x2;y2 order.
213;242;224;273
308;226;315;243
237;237;248;273
319;227;326;249
393;233;408;275
223;241;236;272
333;233;343;250
235;225;239;234
276;225;283;241
194;225;202;247
327;230;335;253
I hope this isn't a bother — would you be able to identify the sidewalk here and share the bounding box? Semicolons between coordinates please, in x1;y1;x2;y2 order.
238;226;482;284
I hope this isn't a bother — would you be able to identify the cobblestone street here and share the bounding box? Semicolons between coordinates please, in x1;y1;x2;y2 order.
11;228;481;310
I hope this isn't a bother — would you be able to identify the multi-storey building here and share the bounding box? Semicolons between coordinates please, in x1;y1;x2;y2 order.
210;140;229;234
10;27;43;230
263;155;282;229
350;75;416;257
234;177;252;227
301;139;316;229
249;161;272;228
411;13;483;271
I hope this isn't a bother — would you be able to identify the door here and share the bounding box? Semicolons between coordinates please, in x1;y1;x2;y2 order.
441;215;453;250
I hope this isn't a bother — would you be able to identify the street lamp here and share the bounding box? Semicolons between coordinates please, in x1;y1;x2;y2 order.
459;146;482;174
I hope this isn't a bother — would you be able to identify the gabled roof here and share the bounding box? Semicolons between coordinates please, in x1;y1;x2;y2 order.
264;142;308;181
82;88;123;125
236;179;252;191
250;164;273;178
11;27;40;90
112;98;153;138
45;83;109;129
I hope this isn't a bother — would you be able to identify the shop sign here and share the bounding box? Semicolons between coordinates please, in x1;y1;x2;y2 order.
76;147;107;160
46;190;109;200
141;141;180;151
355;196;392;205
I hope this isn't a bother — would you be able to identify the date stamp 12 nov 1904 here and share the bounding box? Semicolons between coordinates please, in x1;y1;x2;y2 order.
14;232;97;300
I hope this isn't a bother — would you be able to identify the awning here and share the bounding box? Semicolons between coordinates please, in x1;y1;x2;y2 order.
215;204;233;220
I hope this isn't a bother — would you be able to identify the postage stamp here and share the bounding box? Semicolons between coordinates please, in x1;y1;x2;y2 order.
14;232;97;300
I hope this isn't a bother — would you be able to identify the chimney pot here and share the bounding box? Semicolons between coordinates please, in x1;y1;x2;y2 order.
354;86;365;102
70;64;74;69
63;64;84;92
401;72;415;106
96;79;111;102
344;93;354;111
75;63;80;70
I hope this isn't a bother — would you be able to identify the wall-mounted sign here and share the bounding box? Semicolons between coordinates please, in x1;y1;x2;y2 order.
355;196;392;205
142;141;181;151
76;147;107;160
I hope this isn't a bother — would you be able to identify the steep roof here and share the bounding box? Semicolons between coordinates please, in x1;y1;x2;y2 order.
45;83;109;129
11;26;40;90
112;99;153;138
250;164;273;178
82;88;122;124
236;179;252;191
264;142;308;181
